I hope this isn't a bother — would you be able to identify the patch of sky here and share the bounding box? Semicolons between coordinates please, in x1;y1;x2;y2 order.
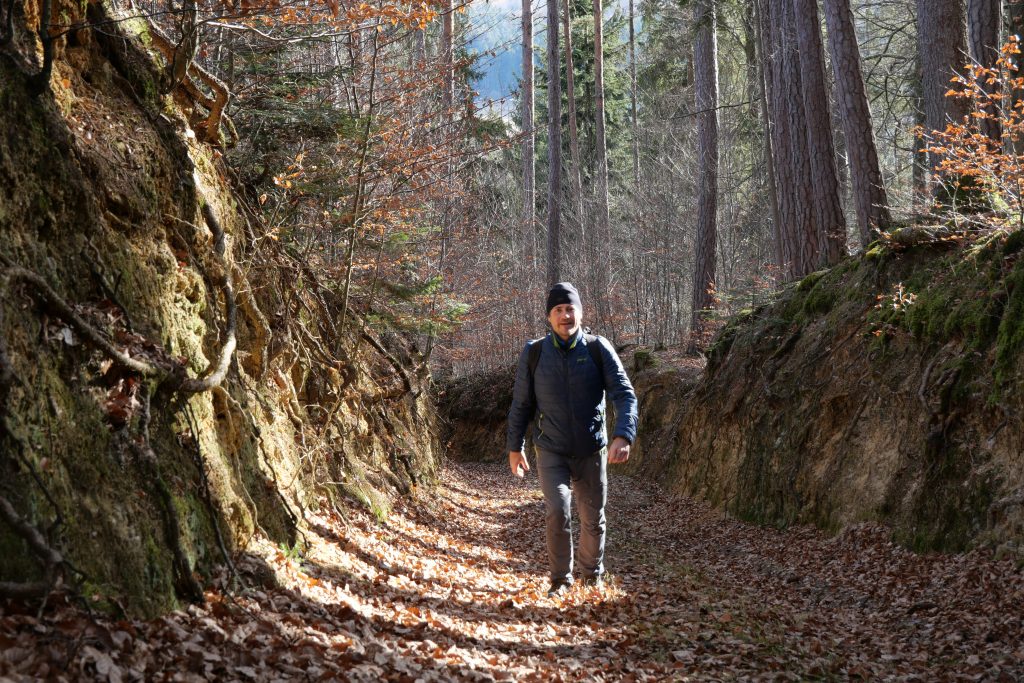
466;0;637;122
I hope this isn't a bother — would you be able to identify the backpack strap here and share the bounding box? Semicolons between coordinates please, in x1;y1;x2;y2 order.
528;337;543;378
585;333;605;379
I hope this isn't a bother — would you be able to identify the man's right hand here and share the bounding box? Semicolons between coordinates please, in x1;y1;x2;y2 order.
509;451;530;478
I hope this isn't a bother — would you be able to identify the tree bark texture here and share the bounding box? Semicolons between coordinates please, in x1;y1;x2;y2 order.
792;0;846;266
912;79;930;202
547;0;562;286
761;0;818;280
823;0;891;245
593;0;611;322
522;0;535;267
690;0;719;341
752;0;784;273
563;0;585;231
967;0;1002;144
916;0;970;174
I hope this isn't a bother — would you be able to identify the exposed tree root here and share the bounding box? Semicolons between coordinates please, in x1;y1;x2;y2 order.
0;198;237;399
84;236;136;333
132;385;204;604
178;276;237;395
232;263;270;380
0;306;71;603
147;21;235;145
359;328;415;398
182;403;242;589
210;385;269;544
0;495;64;600
0;265;169;380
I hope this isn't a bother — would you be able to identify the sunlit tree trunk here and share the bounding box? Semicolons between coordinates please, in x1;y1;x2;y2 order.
912;81;930;205
823;0;891;245
967;0;1002;144
522;0;536;270
546;0;562;286
916;0;970;180
689;0;719;349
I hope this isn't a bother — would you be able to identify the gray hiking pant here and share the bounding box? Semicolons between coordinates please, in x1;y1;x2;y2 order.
536;448;607;582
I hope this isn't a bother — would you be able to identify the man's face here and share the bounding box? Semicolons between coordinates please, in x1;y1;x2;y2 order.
548;303;582;341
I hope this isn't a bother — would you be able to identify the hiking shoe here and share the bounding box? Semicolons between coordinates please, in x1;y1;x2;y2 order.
547;579;572;597
582;575;604;589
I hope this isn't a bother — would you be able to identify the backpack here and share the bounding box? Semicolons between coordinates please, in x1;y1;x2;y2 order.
528;333;605;388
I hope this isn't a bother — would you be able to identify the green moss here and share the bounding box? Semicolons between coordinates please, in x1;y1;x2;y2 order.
706;317;742;372
796;269;827;293
994;261;1024;386
633;349;656;372
801;277;839;317
864;243;887;260
1003;229;1024;256
342;478;391;524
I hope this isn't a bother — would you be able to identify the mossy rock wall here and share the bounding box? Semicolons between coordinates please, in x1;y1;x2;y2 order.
0;0;439;615
637;236;1024;556
437;366;517;462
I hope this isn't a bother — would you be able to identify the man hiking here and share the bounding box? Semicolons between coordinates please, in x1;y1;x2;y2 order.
507;282;639;597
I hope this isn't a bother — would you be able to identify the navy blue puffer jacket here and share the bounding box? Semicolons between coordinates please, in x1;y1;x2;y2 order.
506;331;638;458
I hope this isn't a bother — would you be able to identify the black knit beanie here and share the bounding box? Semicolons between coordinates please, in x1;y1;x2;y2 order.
546;282;582;315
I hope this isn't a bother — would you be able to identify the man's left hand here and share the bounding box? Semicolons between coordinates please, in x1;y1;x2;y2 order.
608;437;631;464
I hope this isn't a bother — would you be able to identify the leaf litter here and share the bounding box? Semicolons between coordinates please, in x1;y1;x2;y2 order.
2;462;1022;681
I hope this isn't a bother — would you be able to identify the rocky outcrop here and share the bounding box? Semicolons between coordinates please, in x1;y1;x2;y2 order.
0;0;438;614
629;234;1024;556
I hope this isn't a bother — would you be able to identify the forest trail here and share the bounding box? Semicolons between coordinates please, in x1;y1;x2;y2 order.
2;462;1023;681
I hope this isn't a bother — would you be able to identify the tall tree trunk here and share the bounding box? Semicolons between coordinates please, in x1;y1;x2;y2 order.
593;0;611;324
522;0;536;270
689;0;720;348
823;0;891;245
546;0;562;286
629;0;640;188
442;0;454;118
563;0;585;235
916;0;970;181
762;0;817;279
912;78;930;204
752;0;784;274
967;0;1002;144
792;0;846;267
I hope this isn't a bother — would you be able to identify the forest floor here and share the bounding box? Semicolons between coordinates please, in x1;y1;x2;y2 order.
2;461;1023;681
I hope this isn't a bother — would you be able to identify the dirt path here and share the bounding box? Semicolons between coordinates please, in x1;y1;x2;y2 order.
2;462;1022;681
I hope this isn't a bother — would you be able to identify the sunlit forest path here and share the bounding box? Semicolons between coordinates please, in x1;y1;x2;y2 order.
3;462;1023;681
